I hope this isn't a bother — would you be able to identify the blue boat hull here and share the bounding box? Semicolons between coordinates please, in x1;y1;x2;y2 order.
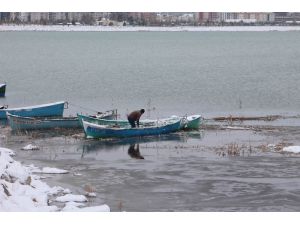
0;101;66;119
83;119;182;139
7;113;80;130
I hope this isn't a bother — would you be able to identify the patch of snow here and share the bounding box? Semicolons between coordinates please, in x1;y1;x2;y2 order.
33;167;69;174
55;194;88;202
85;192;97;197
282;146;300;153
63;188;72;194
73;172;82;176
61;201;86;211
21;144;39;151
5;161;30;183
0;147;15;156
65;201;85;207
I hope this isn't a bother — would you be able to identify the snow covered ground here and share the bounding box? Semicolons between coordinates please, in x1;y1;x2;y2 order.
282;146;300;153
0;147;110;212
1;24;300;32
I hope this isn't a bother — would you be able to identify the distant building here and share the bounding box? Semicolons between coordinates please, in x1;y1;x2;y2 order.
274;12;300;23
195;12;210;24
29;13;49;23
1;12;300;26
219;12;273;24
140;13;157;25
8;12;29;22
195;12;221;24
0;12;10;22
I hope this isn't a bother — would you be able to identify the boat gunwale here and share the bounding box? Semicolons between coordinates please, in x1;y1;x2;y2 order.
82;119;181;131
7;113;78;121
1;101;65;111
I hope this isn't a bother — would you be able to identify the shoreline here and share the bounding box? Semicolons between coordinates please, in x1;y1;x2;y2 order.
2;24;300;32
0;147;110;212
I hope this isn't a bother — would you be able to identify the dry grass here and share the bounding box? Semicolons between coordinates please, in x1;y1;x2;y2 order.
216;143;253;157
84;184;95;193
227;143;241;156
117;200;123;211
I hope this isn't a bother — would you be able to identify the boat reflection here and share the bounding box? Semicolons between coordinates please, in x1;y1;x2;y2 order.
80;132;202;158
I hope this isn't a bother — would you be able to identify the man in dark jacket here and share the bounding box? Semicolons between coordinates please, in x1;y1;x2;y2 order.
127;109;145;128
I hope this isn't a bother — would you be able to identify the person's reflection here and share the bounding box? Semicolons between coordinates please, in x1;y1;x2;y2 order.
128;143;144;159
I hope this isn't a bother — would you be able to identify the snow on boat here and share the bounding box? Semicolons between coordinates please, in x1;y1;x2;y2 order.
0;101;66;119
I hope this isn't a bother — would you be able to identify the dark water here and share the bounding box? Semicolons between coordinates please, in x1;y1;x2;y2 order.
1;31;300;211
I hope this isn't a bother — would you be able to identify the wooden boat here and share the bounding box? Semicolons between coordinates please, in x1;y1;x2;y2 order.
78;114;202;130
0;101;66;119
182;115;202;129
82;119;182;139
7;113;80;130
0;83;6;97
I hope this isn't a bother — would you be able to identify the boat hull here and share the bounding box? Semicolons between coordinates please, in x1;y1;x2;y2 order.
0;84;6;97
78;114;202;130
184;115;202;129
0;101;66;119
7;113;80;130
82;119;182;139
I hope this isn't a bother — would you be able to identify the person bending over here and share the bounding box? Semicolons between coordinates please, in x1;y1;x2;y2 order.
127;109;145;128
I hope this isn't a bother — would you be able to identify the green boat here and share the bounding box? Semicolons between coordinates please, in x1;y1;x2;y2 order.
77;114;202;130
184;115;203;129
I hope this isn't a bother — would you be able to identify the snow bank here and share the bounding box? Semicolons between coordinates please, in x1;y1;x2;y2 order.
55;194;87;202
282;146;300;153
1;24;300;32
0;147;110;212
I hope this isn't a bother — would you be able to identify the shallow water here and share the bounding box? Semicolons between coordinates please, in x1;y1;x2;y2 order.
1;122;300;212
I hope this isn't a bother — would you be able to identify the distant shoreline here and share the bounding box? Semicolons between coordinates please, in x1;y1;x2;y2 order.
1;24;300;32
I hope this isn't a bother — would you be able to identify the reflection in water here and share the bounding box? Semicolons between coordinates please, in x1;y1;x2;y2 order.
80;131;204;158
128;143;144;159
0;119;8;127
